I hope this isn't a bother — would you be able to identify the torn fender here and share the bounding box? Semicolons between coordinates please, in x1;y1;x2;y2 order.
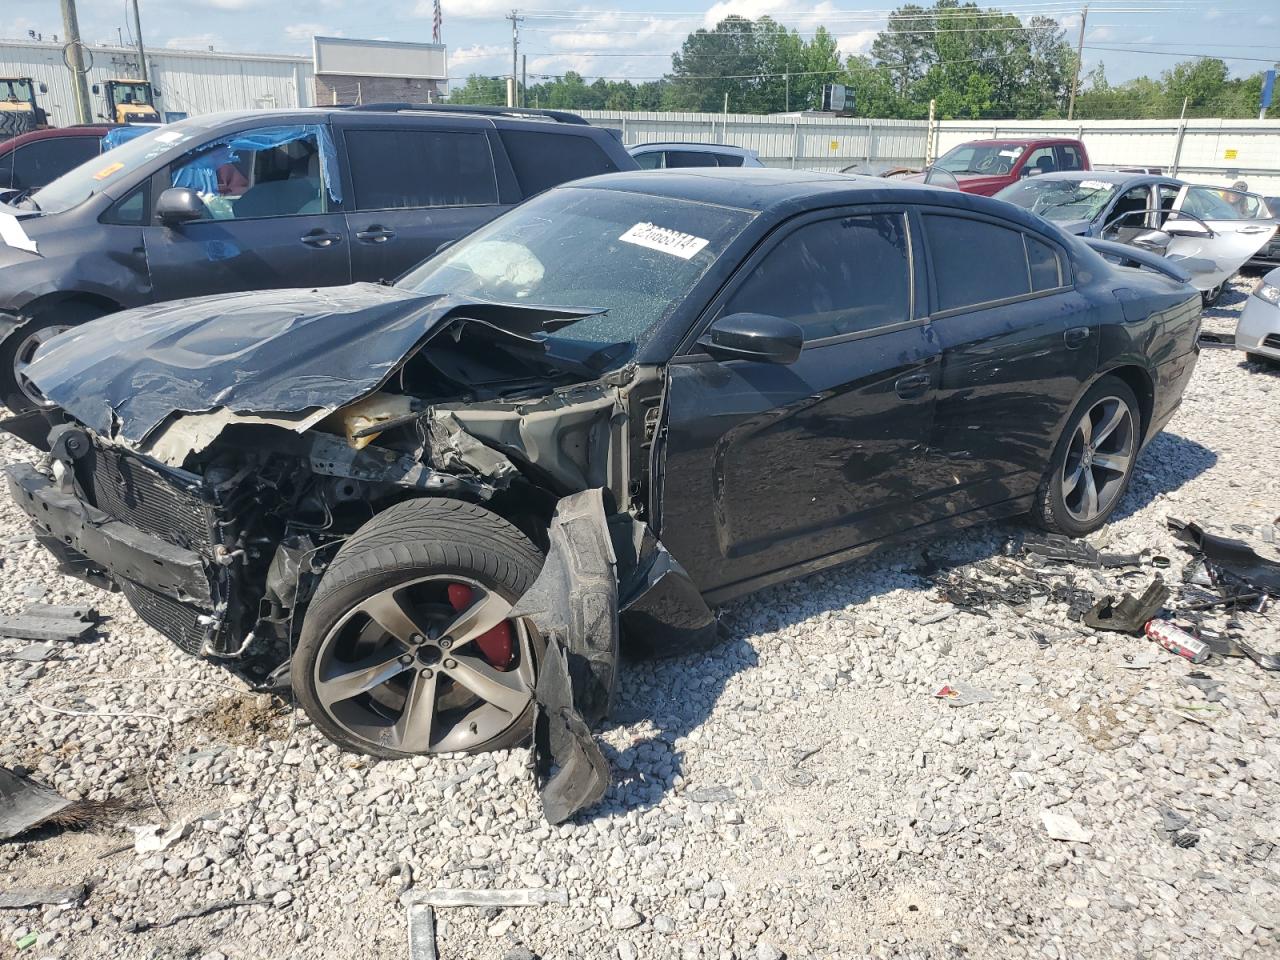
511;489;618;823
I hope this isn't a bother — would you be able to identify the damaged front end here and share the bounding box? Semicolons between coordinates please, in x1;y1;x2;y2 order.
3;285;715;822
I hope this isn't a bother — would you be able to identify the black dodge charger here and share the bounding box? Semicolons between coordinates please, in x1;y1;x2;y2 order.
5;169;1201;821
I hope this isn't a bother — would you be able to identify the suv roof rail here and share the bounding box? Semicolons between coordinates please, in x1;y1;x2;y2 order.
346;102;590;125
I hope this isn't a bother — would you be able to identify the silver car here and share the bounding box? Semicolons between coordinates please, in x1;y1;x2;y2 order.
1236;267;1280;364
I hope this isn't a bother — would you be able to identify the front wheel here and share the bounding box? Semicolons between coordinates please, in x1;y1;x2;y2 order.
1031;376;1141;537
293;498;545;759
0;304;102;412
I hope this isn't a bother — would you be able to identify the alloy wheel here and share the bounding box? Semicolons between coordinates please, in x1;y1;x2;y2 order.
1060;395;1135;524
14;324;71;409
312;575;536;754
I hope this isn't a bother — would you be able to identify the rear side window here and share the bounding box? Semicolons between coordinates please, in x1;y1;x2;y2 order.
924;214;1030;311
716;153;745;167
1059;144;1085;171
725;212;911;340
665;150;718;168
1026;236;1063;291
345;129;497;210
499;130;620;196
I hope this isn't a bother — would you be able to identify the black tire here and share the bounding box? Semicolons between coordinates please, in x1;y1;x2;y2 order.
294;498;545;759
0;303;103;413
1031;376;1141;537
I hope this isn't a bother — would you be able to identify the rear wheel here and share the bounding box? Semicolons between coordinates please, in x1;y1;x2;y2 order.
1031;377;1140;537
0;303;102;412
293;498;545;758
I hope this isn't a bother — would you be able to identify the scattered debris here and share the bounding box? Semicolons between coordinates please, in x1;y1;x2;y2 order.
1010;532;1142;569
1196;330;1236;349
1182;672;1226;702
1199;632;1280;672
1041;811;1093;843
0;766;122;840
1083;579;1169;633
407;903;438;960
1119;649;1159;670
1169;516;1280;594
0;885;87;909
132;818;192;854
401;888;570;909
0;642;60;663
125;897;273;933
0;766;71;841
934;681;994;707
1157;807;1200;848
0;604;102;643
1146;619;1210;664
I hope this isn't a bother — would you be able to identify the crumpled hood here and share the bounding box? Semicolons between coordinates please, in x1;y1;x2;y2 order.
25;282;596;445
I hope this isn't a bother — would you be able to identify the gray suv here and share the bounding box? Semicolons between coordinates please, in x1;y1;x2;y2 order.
0;106;634;410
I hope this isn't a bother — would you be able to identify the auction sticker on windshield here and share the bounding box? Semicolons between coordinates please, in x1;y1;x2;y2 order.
620;222;709;260
1079;180;1113;191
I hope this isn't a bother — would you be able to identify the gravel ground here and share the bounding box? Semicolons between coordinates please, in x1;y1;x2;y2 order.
2;275;1279;960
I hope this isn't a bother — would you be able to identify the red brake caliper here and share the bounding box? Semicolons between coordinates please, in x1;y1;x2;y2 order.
446;583;514;671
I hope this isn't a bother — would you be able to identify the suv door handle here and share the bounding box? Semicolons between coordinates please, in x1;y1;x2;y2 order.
301;229;343;248
355;226;396;243
1064;326;1091;349
894;372;931;399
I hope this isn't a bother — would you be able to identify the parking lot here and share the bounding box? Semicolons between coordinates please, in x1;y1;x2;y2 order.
0;274;1275;959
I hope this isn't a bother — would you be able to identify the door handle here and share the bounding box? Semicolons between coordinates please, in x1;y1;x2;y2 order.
894;372;931;400
300;230;343;248
1064;326;1091;349
355;226;396;243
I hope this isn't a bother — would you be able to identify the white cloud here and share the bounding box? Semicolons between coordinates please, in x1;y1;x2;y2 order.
450;43;507;67
284;23;342;43
205;0;255;9
432;0;514;21
1086;25;1116;42
165;33;223;50
1204;8;1223;20
837;29;877;58
1258;13;1275;25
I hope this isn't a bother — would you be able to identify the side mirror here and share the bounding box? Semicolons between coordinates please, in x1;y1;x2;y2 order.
39;83;48;94
1130;229;1171;255
156;186;206;225
698;312;803;365
153;89;162;97
91;84;100;95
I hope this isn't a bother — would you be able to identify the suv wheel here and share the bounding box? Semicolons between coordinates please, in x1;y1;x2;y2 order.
1032;376;1140;536
0;304;102;412
293;498;545;758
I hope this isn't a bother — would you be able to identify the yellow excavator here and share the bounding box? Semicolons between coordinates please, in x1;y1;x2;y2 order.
94;79;161;123
0;77;50;137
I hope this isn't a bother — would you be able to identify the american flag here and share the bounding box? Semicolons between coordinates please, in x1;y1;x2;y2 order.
433;0;442;43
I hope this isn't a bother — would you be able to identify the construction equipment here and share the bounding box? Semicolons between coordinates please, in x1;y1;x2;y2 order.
94;79;160;123
0;77;50;139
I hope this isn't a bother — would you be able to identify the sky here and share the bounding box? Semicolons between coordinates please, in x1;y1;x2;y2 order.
3;0;1278;89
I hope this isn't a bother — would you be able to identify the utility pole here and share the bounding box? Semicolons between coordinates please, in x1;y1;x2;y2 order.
784;72;790;113
506;10;523;108
521;54;527;109
59;0;93;125
130;0;147;81
1067;4;1088;121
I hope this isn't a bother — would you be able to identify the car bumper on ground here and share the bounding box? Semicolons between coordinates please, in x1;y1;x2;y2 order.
1235;279;1280;361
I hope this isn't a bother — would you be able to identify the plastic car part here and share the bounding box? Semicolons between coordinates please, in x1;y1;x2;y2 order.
1168;517;1280;593
0;766;72;840
1083;579;1170;633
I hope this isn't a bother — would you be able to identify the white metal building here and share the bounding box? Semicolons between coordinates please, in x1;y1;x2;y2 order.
0;38;313;127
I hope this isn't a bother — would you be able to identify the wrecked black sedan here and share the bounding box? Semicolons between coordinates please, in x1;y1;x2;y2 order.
5;169;1201;820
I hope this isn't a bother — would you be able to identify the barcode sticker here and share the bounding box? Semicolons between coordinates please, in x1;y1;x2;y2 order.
619;222;709;259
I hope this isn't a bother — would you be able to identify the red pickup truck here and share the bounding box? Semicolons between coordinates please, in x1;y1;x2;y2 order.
924;137;1091;196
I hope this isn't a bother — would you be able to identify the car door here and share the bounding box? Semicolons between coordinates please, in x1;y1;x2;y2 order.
657;207;941;596
339;121;510;282
1163;184;1278;290
144;122;351;302
1097;183;1156;241
917;209;1098;512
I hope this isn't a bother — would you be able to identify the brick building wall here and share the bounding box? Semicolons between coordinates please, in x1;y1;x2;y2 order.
314;74;444;106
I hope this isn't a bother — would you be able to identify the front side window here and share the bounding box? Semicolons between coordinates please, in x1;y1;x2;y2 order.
1023;147;1057;177
397;187;754;357
168;124;338;220
345;129;497;210
725;213;912;340
924;214;1030;312
1180;186;1264;221
633;151;662;170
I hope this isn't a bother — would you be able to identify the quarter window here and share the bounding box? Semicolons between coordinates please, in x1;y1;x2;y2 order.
498;130;620;196
1058;144;1085;171
1026;236;1063;291
345;129;497;210
725;212;912;340
924;215;1030;311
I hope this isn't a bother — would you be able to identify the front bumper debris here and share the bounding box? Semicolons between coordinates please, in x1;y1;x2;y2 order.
6;463;211;605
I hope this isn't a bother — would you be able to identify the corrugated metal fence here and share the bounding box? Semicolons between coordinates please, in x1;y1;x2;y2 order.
580;110;1280;193
0;40;312;127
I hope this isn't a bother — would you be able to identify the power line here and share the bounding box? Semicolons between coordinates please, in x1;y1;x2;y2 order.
1082;45;1280;62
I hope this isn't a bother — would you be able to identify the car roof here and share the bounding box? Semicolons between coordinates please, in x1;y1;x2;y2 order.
566;167;1063;229
631;142;758;155
0;124;117;152
182;106;602;135
954;137;1081;147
